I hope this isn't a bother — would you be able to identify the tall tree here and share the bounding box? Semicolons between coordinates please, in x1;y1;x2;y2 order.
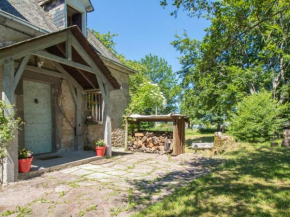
140;54;179;114
162;0;290;124
91;29;173;115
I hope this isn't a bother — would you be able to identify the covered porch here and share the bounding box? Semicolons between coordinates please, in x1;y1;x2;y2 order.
0;26;119;184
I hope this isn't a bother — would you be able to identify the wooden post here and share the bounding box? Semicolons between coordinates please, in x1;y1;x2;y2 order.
66;32;72;61
124;118;128;151
172;119;177;156
172;118;185;155
181;119;185;154
102;85;112;158
1;61;18;184
75;88;83;150
14;55;30;91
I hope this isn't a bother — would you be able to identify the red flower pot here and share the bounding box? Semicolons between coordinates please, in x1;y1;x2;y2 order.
18;157;33;173
96;146;106;156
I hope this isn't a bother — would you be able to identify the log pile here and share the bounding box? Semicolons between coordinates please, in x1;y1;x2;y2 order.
128;132;173;154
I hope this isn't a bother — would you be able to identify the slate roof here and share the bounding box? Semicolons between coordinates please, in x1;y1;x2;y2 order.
87;29;122;64
37;0;94;12
0;0;58;32
0;0;133;72
0;26;121;89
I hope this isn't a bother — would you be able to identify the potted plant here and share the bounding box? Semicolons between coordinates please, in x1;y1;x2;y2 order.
18;148;33;173
95;140;106;156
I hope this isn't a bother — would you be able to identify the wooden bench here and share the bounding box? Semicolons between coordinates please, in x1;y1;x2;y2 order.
192;143;214;149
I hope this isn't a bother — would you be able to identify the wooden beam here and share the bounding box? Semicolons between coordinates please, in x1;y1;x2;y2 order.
1;61;18;184
85;89;101;92
2;61;15;108
55;44;99;90
33;51;95;74
25;65;66;79
67;80;77;105
102;84;112;158
70;34;114;89
14;55;30;91
77;69;99;90
124;118;128;151
172;120;177;156
75;88;84;150
53;63;83;90
66;32;72;61
0;32;67;65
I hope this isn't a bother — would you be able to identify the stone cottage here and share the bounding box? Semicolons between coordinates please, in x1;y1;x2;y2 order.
0;0;135;184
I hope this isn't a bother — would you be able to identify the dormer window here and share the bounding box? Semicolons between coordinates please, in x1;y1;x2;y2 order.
67;5;82;31
40;0;93;37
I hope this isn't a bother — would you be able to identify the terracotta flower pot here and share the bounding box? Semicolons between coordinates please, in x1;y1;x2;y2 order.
18;157;33;173
95;146;106;156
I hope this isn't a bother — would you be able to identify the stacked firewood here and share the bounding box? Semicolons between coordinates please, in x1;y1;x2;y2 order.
128;131;173;154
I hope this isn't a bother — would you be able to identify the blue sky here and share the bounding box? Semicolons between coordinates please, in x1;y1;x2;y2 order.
88;0;210;72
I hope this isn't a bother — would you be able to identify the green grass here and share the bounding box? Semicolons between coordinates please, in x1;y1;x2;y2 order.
134;142;290;217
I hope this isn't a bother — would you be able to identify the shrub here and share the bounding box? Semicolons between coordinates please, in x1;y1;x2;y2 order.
198;128;217;134
0;101;21;159
229;91;286;142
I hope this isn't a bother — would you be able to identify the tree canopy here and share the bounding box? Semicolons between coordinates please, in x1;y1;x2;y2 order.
162;0;290;125
91;29;179;115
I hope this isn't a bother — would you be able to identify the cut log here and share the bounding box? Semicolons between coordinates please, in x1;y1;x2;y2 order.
135;133;144;137
149;143;154;148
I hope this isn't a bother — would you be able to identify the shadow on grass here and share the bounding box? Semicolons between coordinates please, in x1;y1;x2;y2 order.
123;157;222;214
129;145;290;216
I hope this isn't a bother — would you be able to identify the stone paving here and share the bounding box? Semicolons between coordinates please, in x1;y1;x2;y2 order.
0;152;219;217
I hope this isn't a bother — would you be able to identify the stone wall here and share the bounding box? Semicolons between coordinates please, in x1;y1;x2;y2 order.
108;67;130;129
212;132;234;155
83;124;103;147
59;80;76;150
43;0;66;29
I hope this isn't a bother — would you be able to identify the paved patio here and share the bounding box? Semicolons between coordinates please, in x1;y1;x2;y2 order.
0;152;219;217
31;150;98;171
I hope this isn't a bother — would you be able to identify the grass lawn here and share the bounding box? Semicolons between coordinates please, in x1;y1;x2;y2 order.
134;141;290;217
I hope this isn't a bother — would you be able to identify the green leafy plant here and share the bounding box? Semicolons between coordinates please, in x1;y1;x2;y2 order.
95;139;106;147
0;100;22;160
229;91;286;142
18;148;33;159
126;81;166;114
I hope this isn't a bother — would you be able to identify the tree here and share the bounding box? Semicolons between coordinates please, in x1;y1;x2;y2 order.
140;54;179;114
91;29;173;115
162;0;290;125
127;81;167;114
91;30;119;55
229;90;286;142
